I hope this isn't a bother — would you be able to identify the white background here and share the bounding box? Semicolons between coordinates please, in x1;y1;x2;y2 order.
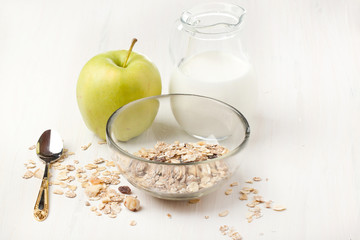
0;0;359;239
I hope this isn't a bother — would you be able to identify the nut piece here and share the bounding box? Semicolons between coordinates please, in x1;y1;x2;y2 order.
129;220;137;226
124;196;140;212
218;210;229;217
118;186;132;194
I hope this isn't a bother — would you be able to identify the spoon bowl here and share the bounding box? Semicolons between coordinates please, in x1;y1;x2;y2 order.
34;129;63;221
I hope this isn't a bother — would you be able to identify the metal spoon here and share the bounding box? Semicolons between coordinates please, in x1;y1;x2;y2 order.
33;129;63;221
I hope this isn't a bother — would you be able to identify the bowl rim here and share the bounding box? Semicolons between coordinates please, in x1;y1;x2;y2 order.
106;93;250;166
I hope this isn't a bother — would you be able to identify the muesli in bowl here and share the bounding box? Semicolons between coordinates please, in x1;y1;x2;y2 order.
106;94;250;200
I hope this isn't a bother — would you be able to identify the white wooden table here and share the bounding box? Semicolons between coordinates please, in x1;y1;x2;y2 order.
1;0;359;239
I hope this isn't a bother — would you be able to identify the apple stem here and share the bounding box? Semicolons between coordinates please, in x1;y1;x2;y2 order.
123;38;138;68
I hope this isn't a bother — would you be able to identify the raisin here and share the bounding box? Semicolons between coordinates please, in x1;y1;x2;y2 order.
207;154;218;159
118;186;132;194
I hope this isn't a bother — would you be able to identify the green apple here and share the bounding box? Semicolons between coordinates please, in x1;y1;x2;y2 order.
112;98;159;141
76;39;162;140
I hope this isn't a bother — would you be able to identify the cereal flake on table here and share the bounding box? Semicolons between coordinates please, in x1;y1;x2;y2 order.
219;225;242;240
230;182;238;187
253;177;262;182
81;143;92;151
22;170;34;179
218;210;229;217
28;145;36;150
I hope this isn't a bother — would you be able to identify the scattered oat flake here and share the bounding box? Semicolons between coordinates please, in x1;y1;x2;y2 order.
94;158;105;164
230;182;238;187
254;195;265;203
247;202;256;208
239;193;248;200
85;164;98;170
66;165;75;171
85;201;91;206
68;185;77;191
167;213;172;218
74;159;79;164
34;168;44;179
273;205;286;211
95;211;102;216
225;189;233;195
28;145;36;150
130;220;137;226
242;186;254;192
253;177;262;182
81;143;92;150
106;161;115;167
59;182;68;188
98;140;107;145
220;225;229;235
53;189;64;195
245;180;253;184
65;191;76;198
26;164;36;169
205;215;209;219
90;206;97;212
265;200;272;208
219;210;229;217
188;199;200;204
23;170;34;179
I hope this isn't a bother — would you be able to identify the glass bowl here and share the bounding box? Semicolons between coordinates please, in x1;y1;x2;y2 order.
106;94;250;200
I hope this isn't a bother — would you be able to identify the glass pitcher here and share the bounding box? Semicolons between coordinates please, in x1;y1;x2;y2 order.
169;2;257;120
